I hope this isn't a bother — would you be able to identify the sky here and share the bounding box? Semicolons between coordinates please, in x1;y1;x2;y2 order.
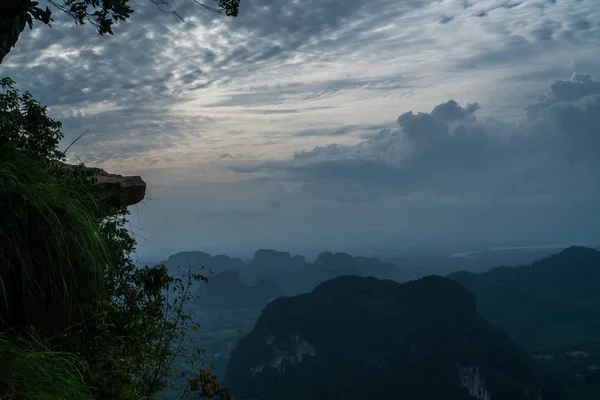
2;0;600;260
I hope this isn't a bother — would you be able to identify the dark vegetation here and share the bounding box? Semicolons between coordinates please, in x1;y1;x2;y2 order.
0;1;241;399
225;275;561;400
0;75;233;399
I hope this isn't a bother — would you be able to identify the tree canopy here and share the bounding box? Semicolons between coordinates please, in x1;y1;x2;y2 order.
0;0;241;63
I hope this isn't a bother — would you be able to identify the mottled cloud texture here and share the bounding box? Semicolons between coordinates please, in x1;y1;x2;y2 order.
2;0;600;257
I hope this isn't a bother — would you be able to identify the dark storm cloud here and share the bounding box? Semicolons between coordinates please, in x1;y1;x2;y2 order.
230;73;600;204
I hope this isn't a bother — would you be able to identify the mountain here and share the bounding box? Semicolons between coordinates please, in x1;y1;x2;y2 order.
279;251;404;295
240;249;305;285
449;246;600;353
161;251;244;275
392;247;567;280
163;248;403;298
225;275;558;400
313;251;402;279
196;270;281;310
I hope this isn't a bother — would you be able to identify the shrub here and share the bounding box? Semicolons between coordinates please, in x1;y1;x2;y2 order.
0;77;232;399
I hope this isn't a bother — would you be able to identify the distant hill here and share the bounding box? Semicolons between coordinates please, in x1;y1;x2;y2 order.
225;275;560;400
449;246;600;353
313;251;402;279
161;251;244;275
391;247;579;280
280;251;403;295
195;270;281;310
240;249;306;286
163;248;403;298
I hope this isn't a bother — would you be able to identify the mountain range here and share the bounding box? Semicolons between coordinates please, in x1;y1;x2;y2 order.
160;245;600;398
161;248;404;308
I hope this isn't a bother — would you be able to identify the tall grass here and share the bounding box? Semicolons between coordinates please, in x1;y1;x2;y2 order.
0;150;110;332
0;334;93;400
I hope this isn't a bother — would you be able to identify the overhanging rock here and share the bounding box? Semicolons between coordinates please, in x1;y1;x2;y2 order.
55;162;146;207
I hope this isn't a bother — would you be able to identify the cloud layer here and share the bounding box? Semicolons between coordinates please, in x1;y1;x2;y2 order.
3;0;599;166
233;73;600;206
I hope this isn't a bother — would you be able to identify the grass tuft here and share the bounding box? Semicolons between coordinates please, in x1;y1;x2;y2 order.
0;150;110;332
0;334;93;400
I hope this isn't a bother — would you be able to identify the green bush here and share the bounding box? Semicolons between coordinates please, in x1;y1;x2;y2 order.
0;77;232;399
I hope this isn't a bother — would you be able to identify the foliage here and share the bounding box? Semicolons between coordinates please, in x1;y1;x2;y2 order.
0;334;93;400
0;149;109;333
0;0;240;64
0;76;232;399
0;77;64;162
0;77;110;333
11;0;239;36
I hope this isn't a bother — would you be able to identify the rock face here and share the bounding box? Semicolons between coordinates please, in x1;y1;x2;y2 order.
458;366;492;400
55;162;146;207
225;275;554;400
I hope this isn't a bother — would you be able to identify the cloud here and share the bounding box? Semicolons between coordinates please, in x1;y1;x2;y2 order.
1;0;598;170
230;73;600;207
526;72;600;118
292;123;390;138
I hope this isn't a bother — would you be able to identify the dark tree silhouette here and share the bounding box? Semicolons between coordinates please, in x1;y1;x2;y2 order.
0;0;241;63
